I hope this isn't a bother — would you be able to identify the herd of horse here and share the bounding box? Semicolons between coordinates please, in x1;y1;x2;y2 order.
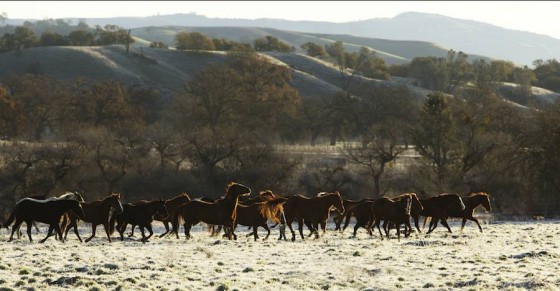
0;182;492;243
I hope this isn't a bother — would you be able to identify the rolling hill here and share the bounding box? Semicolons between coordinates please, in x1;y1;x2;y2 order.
0;45;434;100
8;11;558;66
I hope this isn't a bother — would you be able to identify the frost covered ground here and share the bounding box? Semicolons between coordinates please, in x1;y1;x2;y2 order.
0;219;559;290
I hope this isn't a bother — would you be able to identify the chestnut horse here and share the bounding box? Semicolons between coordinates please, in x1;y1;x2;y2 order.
114;199;168;242
62;193;124;242
429;192;491;233
280;191;345;241
227;197;288;241
172;182;251;240
3;199;84;243
410;193;466;234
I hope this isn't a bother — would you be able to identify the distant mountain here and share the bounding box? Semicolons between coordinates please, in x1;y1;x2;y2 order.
8;11;555;66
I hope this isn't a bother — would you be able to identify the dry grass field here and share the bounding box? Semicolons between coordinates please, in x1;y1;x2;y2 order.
0;219;559;290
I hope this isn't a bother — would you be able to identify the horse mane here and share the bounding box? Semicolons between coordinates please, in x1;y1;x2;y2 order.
258;198;287;224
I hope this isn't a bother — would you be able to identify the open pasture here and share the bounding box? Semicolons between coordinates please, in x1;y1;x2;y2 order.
0;220;559;290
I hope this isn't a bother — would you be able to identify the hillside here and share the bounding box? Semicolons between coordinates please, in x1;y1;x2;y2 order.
130;26;451;65
0;45;556;107
9;11;559;66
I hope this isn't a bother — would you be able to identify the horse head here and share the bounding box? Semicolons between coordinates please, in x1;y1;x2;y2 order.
479;192;492;211
110;193;124;214
157;199;169;219
333;191;345;214
72;200;86;220
409;193;424;212
226;182;251;199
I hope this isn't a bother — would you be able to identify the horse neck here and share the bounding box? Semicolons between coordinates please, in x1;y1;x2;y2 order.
320;194;339;211
463;195;483;210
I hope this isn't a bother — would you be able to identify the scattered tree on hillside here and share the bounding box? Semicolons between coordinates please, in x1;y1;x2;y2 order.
301;42;327;58
149;41;168;49
532;59;560;92
175;31;215;51
253;35;293;52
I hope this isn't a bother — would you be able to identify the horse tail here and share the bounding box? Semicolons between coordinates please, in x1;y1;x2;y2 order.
2;208;16;229
170;205;184;235
109;214;116;235
259;197;288;224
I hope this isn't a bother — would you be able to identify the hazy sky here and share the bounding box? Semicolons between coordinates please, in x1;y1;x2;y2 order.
3;1;560;39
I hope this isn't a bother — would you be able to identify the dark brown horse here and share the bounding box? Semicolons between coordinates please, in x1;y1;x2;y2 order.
347;199;376;237
429;192;492;233
127;193;191;238
340;198;376;232
369;194;414;241
227;197;288;241
10;192;84;238
3;199;84;243
62;193;124;242
172;182;251;240
387;193;423;237
280;191;345;241
411;193;466;234
114;199;168;242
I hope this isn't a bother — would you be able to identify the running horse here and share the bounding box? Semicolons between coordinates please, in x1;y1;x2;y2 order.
280;191;345;241
172;182;251;240
9;192;84;238
2;199;85;243
369;194;414;241
113;199;168;242
127;193;191;238
429;192;491;233
62;193;124;242
227;196;289;241
411;193;466;234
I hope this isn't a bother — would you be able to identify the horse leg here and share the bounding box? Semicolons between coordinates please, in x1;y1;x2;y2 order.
103;223;112;242
461;217;467;233
72;221;82;242
146;224;154;240
40;225;55;243
375;219;384;239
26;221;33;242
306;221;315;238
159;221;170;238
413;214;421;234
33;221;40;232
469;216;483;233
426;217;439;234
405;221;413;238
139;226;147;243
333;215;342;231
184;222;193;239
286;220;297;242
353;222;360;237
396;224;401;242
85;224;97;243
422;216;430;231
440;218;453;233
54;223;64;243
128;224;136;237
382;220;390;239
262;224;271;240
117;222;126;241
320;221;326;236
342;211;353;232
